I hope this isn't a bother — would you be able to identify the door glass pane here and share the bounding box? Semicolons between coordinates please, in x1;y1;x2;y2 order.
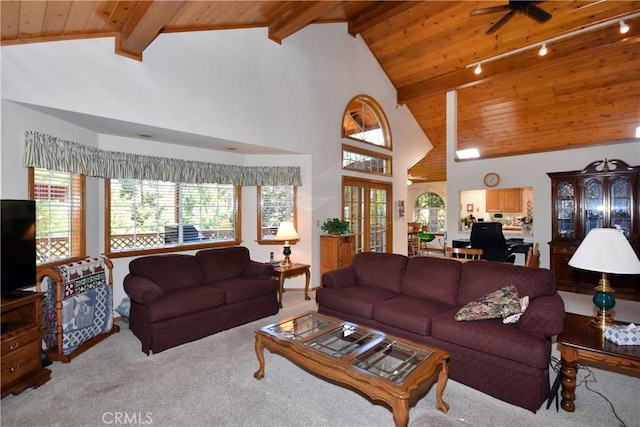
343;179;391;253
584;178;604;235
344;185;365;253
610;177;632;238
369;188;387;253
556;181;575;238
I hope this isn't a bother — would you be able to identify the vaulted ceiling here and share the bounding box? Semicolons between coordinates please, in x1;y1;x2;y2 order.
2;1;639;182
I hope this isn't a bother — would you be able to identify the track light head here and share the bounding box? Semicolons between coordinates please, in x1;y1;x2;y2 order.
619;20;630;34
474;63;482;75
538;43;548;56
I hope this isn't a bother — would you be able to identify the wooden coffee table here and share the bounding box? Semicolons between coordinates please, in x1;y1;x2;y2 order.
254;311;450;427
556;313;640;412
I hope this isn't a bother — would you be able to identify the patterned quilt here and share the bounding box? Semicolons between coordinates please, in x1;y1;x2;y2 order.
42;257;114;355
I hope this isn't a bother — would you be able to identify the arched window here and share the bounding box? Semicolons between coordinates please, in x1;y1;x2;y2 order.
415;192;445;232
341;95;391;149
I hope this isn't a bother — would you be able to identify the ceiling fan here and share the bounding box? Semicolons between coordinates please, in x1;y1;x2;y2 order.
470;1;552;35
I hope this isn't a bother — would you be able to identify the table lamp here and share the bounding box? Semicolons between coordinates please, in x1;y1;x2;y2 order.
568;228;640;329
275;221;299;266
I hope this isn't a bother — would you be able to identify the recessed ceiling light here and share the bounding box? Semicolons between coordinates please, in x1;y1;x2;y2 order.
456;148;480;159
136;133;154;138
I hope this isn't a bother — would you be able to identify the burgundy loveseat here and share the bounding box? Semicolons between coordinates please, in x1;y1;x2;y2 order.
124;246;279;354
316;252;565;412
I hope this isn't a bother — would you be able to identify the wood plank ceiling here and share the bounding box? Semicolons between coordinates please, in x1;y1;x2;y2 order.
2;1;639;182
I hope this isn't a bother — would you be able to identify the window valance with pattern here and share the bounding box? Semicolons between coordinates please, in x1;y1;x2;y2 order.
23;131;302;186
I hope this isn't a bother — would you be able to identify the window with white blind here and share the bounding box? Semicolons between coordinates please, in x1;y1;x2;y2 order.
107;179;239;255
257;186;297;244
29;168;85;265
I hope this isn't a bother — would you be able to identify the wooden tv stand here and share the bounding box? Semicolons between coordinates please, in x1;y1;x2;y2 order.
1;292;51;398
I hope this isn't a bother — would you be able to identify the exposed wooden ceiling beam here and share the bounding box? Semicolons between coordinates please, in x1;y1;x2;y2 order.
397;25;640;105
347;1;416;36
268;1;342;44
116;1;186;61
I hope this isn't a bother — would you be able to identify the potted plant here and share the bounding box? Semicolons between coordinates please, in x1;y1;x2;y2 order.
321;218;350;235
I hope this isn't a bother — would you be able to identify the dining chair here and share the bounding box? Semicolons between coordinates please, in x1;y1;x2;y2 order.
408;222;421;256
417;232;435;255
445;247;483;261
525;242;540;268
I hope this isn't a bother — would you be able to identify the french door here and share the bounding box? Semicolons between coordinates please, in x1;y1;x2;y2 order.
342;177;392;253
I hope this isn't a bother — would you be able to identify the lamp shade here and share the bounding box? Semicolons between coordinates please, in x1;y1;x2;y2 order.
274;221;299;241
569;228;640;274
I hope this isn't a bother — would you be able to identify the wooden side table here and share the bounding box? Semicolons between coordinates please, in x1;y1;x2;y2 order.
556;313;640;412
272;263;311;308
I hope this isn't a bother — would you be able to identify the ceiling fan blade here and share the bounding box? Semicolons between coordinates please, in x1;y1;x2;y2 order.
469;5;510;17
486;10;516;35
525;5;552;23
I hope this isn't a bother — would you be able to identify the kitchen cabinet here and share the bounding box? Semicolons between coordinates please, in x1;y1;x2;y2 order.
486;188;522;212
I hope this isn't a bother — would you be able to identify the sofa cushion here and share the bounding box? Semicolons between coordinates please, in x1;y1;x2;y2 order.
206;276;278;305
455;285;522;321
196;247;251;282
402;257;462;305
457;261;556;307
129;254;204;292
373;295;455;336
432;309;551;369
351;252;408;293
146;286;225;322
315;286;398;319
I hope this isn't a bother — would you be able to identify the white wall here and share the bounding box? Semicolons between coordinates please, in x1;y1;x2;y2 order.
1;24;429;307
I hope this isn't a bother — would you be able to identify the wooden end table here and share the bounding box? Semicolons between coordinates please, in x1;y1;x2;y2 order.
556;313;640;412
272;263;311;308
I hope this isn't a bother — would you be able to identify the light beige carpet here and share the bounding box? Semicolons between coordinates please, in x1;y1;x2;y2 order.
1;290;638;427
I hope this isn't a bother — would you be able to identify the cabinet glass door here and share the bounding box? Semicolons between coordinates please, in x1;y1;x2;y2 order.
610;177;632;238
556;181;575;238
584;178;604;234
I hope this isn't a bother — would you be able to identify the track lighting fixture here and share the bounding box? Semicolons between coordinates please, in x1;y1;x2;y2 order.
538;43;548;56
619;20;630;34
466;12;639;74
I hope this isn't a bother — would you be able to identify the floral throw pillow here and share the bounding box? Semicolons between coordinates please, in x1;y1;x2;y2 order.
503;296;530;324
455;285;522;321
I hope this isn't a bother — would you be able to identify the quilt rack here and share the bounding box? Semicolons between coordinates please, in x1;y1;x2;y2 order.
36;256;119;363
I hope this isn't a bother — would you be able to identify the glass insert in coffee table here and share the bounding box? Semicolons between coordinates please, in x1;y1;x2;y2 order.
264;312;337;340
352;339;433;384
304;323;382;359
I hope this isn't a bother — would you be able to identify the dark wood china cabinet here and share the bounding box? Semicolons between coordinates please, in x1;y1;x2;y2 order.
548;159;640;301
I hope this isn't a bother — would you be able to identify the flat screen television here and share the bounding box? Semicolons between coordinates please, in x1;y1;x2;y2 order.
1;199;37;297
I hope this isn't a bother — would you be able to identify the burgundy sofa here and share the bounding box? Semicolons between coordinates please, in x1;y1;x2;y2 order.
316;252;565;412
124;246;279;354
